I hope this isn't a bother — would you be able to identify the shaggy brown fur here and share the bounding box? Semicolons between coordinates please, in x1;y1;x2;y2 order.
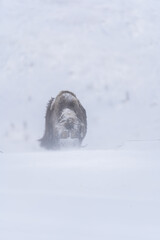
39;91;87;149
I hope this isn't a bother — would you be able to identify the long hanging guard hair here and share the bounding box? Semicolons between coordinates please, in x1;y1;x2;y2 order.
39;91;87;149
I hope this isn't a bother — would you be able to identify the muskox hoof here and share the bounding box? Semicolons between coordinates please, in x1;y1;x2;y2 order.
39;91;87;150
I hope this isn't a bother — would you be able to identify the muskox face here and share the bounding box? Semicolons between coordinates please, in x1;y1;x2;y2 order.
54;108;82;148
40;91;87;150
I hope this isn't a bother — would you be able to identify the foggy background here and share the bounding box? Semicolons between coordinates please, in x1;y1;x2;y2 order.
0;0;160;151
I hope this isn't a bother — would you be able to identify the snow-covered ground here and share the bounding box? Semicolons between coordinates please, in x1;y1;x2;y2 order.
0;0;160;239
1;149;160;240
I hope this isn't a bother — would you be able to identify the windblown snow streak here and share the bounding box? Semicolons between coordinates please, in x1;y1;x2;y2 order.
40;91;87;149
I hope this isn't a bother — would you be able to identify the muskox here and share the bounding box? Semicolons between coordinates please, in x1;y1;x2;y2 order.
39;91;87;149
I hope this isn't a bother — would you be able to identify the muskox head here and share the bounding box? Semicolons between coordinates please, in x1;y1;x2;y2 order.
39;91;87;149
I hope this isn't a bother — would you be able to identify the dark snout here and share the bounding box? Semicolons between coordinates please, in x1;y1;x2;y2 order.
65;118;74;130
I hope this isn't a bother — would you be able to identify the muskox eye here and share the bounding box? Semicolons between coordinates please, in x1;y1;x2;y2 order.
61;131;69;139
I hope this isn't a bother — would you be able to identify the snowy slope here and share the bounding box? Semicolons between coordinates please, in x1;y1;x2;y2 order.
1;149;160;240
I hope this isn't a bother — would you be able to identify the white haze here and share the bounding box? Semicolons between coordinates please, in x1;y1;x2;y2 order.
0;0;160;239
0;0;160;152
